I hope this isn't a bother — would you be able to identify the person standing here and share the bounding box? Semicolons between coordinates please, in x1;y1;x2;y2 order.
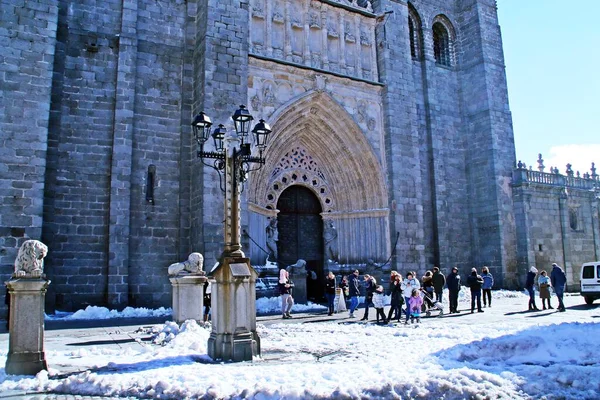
401;272;420;322
372;285;387;324
446;267;461;313
348;270;360;318
481;266;494;308
203;281;212;322
432;266;446;303
550;263;567;312
361;274;377;321
325;271;337;316
538;270;553;310
387;272;403;322
525;266;539;311
466;268;484;313
279;268;295;319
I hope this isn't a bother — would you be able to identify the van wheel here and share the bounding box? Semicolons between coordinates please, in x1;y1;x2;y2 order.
584;296;595;305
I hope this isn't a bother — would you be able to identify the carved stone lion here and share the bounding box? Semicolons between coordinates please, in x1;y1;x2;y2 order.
13;240;48;278
168;252;205;276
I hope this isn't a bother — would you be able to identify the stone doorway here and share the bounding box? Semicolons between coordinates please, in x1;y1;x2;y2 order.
276;185;324;301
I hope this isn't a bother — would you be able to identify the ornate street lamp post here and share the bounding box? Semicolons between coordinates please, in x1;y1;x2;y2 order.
192;105;271;362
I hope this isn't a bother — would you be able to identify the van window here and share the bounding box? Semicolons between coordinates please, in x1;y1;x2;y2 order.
582;265;595;279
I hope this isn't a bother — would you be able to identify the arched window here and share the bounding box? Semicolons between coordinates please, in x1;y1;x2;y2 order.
432;16;455;67
408;4;422;60
433;22;450;66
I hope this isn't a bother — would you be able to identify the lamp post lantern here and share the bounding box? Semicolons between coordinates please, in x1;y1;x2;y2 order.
192;105;272;362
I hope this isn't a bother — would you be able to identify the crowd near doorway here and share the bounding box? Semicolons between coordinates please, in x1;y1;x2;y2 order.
276;185;324;302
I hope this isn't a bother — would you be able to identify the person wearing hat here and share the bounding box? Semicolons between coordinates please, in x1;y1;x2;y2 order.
466;267;484;313
446;266;461;313
525;266;540;311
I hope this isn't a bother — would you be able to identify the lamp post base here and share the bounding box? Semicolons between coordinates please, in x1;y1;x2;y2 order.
207;330;256;362
206;256;260;362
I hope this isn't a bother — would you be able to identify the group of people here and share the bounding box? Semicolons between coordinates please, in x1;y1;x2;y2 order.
525;262;567;312
278;262;569;321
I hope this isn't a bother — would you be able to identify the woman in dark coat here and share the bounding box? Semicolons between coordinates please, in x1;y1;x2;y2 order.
325;271;337;316
525;266;539;311
386;272;404;322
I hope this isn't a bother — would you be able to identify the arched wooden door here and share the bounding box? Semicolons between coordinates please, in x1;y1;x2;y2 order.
277;185;324;301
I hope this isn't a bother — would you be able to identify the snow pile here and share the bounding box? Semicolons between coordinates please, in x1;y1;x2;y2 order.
46;306;172;320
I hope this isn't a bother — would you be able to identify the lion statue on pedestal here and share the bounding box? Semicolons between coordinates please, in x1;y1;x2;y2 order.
13;240;48;278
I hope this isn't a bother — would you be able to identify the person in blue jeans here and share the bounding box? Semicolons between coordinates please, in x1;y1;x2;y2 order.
525;266;539;311
348;270;360;318
481;266;494;307
550;263;567;312
401;272;420;322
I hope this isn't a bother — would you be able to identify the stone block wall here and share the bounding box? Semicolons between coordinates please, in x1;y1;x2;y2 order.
39;0;190;311
0;0;59;319
513;173;600;290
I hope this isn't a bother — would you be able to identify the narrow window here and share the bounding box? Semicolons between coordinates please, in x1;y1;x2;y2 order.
569;209;578;231
433;22;451;66
146;165;156;204
408;6;423;61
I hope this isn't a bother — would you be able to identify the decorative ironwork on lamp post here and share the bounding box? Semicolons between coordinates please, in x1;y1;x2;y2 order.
192;105;271;258
191;105;272;362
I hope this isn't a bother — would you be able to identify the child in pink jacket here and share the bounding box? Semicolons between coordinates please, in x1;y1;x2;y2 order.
408;288;423;323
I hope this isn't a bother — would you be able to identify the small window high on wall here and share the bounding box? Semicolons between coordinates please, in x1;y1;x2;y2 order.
433;22;452;66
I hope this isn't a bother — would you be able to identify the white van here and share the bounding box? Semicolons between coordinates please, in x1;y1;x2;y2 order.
580;261;600;305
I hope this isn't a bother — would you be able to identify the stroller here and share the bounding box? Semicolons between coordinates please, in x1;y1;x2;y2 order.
421;288;444;317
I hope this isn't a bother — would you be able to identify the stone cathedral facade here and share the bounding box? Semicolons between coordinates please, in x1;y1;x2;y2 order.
1;0;599;316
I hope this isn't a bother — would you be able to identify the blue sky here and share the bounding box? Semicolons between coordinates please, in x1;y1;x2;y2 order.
496;0;600;176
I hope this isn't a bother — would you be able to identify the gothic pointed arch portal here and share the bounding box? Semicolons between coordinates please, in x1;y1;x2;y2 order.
247;91;390;268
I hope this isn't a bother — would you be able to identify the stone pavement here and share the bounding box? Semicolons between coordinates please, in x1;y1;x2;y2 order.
0;293;598;399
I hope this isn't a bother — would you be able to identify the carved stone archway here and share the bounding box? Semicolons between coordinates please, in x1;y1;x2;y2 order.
247;90;390;266
249;90;387;212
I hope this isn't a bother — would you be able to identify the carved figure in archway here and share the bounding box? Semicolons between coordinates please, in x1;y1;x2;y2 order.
266;218;279;262
13;240;48;278
168;252;204;276
323;220;339;262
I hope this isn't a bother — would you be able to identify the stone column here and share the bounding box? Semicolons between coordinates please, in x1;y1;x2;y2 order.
170;275;208;324
5;279;50;376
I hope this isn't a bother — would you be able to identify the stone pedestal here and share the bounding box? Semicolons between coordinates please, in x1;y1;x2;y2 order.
170;275;208;324
5;278;50;376
207;257;260;362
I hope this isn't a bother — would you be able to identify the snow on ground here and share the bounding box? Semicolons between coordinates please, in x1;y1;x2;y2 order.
1;290;599;399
